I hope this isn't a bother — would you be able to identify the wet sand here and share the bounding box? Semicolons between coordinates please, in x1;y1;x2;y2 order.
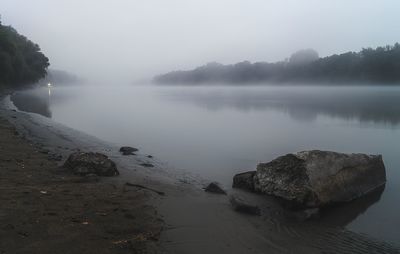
1;95;400;253
156;186;400;253
0;111;162;253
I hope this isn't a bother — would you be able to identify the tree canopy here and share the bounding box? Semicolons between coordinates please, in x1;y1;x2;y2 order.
154;44;400;84
0;18;49;88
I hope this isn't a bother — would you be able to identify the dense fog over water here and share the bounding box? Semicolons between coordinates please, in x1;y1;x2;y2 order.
9;84;400;244
1;0;400;82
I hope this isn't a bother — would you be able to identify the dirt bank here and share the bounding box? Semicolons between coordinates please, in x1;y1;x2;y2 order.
0;116;163;254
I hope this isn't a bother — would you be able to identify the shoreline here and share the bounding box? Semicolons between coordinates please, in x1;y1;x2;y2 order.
0;114;163;253
1;93;400;253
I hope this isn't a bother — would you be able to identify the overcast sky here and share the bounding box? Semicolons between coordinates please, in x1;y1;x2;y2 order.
1;0;399;82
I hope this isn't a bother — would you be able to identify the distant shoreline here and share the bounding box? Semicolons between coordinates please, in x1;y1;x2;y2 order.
155;43;400;85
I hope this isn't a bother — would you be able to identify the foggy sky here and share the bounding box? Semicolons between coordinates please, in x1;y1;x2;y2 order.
1;0;399;83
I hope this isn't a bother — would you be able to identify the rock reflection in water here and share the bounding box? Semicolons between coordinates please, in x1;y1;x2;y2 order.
319;184;385;228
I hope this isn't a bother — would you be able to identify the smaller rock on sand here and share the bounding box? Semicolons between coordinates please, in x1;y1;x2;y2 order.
64;152;119;176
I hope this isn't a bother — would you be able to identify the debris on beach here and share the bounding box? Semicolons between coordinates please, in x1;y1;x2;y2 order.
140;163;154;168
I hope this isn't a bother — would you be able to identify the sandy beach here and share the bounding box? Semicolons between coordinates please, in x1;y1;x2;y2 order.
0;104;163;253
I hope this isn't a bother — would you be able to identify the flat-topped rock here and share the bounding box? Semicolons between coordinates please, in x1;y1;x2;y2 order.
253;150;386;208
64;152;119;177
233;171;256;191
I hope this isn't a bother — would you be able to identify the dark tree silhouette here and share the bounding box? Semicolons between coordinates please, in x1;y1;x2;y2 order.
0;17;49;88
155;44;400;84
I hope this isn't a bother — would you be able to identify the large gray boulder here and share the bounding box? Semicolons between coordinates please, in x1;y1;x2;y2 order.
254;150;386;208
64;152;119;177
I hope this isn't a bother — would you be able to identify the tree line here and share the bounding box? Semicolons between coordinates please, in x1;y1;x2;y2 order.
0;18;49;88
154;44;400;84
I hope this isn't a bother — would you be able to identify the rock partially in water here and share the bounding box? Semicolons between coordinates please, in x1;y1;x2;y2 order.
229;194;260;215
232;171;256;191
254;150;386;209
64;152;119;177
204;182;226;195
119;146;138;155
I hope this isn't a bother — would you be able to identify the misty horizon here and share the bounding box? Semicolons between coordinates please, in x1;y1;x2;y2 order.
1;0;400;83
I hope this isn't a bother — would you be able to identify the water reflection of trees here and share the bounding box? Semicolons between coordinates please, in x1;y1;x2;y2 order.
161;87;400;126
11;88;52;118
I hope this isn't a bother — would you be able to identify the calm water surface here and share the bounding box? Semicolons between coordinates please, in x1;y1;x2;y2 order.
11;84;400;244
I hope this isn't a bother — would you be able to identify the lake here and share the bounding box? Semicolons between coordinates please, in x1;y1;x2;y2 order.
10;84;400;245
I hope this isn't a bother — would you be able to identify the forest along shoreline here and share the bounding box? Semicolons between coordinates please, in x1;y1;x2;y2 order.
0;94;163;253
